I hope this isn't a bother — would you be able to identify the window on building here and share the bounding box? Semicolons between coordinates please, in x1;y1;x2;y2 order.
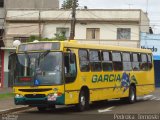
0;0;4;7
112;52;123;71
117;28;131;40
14;37;29;43
102;51;113;71
56;28;69;39
0;29;4;47
122;52;132;71
79;49;90;72
86;28;100;40
89;50;102;71
132;53;140;71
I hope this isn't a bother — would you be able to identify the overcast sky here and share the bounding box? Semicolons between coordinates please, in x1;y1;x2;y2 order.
60;0;160;34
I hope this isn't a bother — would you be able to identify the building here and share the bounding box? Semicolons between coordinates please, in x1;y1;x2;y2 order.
5;9;149;47
141;32;160;87
3;9;150;87
0;0;5;88
5;0;59;9
0;0;59;88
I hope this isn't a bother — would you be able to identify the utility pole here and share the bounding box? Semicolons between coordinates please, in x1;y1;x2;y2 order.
39;10;41;41
69;0;76;40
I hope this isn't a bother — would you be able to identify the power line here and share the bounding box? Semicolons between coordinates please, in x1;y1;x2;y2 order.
7;11;39;18
86;10;140;37
3;10;160;42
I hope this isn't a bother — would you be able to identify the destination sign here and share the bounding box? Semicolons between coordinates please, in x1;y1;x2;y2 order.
18;42;60;52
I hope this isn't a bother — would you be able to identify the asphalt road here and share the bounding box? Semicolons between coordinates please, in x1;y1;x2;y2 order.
2;89;160;120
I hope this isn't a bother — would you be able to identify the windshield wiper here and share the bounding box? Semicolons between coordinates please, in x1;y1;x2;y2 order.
37;50;50;66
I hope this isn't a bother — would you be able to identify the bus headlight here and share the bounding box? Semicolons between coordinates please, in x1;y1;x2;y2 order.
15;94;23;98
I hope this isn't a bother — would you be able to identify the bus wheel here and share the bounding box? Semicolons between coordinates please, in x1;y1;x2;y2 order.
37;106;47;112
76;90;88;112
128;86;136;103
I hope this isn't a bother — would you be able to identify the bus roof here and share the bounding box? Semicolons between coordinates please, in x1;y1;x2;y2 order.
62;41;152;54
19;40;152;54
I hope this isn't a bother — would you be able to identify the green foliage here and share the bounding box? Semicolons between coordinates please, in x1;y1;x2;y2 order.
53;33;67;41
27;35;40;42
0;93;14;99
42;38;54;41
27;35;52;42
27;33;67;42
61;0;79;9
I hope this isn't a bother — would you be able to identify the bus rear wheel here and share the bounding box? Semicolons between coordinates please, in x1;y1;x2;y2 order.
76;90;88;112
128;86;136;103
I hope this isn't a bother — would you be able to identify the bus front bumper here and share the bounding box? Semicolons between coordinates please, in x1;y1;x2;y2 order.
14;94;64;107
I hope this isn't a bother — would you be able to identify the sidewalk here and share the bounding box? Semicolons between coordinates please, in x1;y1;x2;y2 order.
0;87;12;94
0;87;28;113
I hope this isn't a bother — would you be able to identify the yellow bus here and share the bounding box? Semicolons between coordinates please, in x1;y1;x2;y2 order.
11;40;155;111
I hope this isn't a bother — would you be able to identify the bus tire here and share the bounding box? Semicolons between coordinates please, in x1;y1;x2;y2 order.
128;86;136;104
76;90;88;112
37;106;47;112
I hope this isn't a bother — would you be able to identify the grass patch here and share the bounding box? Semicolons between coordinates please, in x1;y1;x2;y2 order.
0;93;14;99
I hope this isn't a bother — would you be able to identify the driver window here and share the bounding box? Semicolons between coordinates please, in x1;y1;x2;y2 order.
64;53;77;83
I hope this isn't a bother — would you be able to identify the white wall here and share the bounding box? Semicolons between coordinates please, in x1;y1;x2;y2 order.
43;22;139;41
7;10;141;22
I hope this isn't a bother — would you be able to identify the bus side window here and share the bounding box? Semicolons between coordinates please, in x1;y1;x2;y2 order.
64;53;77;83
132;53;140;71
147;54;152;70
79;49;90;72
102;51;113;71
112;52;123;71
122;52;132;71
89;50;102;72
140;54;148;71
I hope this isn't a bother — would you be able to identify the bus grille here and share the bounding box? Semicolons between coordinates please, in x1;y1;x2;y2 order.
25;94;46;98
19;88;52;92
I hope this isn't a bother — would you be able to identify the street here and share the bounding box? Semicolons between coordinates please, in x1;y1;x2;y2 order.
4;89;160;120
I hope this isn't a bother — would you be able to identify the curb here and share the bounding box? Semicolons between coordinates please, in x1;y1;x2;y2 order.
0;106;32;115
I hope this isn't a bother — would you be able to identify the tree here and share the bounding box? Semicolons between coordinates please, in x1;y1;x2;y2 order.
53;32;67;41
27;35;53;42
27;35;40;42
27;33;66;42
61;0;79;9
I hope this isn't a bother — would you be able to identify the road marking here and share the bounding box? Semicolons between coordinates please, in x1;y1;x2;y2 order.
143;95;153;98
143;95;153;100
155;98;160;101
150;97;157;100
98;106;115;113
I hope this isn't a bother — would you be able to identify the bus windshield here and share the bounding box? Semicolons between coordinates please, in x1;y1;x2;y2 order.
14;52;63;86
